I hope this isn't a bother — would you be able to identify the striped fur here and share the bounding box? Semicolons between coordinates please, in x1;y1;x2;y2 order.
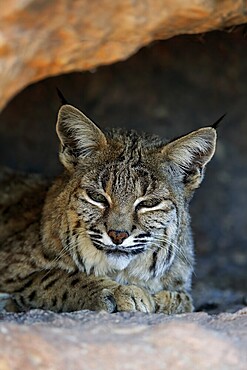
0;105;217;314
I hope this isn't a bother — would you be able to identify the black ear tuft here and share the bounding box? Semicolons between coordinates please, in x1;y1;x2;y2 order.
56;88;69;106
211;113;226;129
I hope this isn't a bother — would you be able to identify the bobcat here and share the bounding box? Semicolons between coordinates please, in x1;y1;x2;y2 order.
0;104;218;314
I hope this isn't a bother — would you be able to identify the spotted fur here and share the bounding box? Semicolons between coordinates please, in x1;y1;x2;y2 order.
0;105;217;313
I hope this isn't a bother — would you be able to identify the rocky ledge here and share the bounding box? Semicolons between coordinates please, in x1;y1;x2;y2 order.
0;308;246;369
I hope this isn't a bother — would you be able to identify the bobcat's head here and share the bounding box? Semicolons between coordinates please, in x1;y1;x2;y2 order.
52;105;217;273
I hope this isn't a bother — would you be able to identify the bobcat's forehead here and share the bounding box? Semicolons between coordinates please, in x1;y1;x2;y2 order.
78;131;168;200
98;164;155;199
79;150;168;206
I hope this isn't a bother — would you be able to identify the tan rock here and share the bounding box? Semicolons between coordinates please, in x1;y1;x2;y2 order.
0;0;247;110
0;308;246;369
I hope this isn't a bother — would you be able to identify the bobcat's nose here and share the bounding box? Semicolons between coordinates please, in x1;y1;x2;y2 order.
108;230;129;245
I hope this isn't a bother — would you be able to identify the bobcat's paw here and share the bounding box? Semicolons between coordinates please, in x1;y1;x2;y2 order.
85;284;154;313
0;293;10;311
112;285;155;313
154;290;194;314
96;285;155;313
0;293;19;312
96;288;118;313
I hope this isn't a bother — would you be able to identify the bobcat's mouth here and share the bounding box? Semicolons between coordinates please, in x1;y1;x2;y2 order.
88;229;148;256
93;242;145;256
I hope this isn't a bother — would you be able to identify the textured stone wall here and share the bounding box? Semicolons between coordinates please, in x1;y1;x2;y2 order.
0;0;247;110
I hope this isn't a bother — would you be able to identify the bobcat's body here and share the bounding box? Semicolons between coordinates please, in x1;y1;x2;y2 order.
0;105;217;314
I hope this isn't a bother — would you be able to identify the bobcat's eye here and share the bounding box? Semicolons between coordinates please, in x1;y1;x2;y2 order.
136;198;161;210
86;190;109;206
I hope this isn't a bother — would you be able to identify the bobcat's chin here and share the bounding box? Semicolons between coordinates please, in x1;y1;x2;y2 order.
106;253;133;270
94;242;147;271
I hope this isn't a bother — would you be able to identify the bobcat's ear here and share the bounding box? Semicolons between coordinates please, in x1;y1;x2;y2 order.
56;105;107;170
162;127;217;190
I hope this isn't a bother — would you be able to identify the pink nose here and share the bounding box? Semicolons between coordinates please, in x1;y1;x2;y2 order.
108;230;129;245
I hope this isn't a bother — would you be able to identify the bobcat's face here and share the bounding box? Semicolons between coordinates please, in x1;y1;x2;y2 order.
73;160;178;267
52;104;216;272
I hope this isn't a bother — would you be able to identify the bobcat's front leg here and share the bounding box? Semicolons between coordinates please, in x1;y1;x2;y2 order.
154;290;193;314
5;269;155;313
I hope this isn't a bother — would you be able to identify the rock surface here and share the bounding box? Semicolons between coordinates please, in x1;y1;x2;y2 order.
1;0;247;110
0;308;246;370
